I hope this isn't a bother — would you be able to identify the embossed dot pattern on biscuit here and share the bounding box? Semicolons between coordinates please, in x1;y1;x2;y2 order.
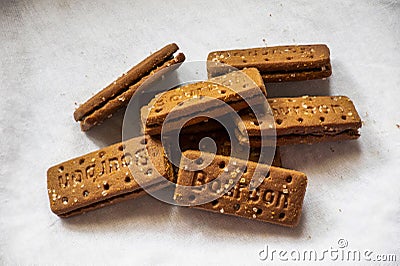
207;44;332;82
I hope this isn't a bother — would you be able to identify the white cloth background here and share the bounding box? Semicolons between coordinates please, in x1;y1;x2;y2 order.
1;0;399;265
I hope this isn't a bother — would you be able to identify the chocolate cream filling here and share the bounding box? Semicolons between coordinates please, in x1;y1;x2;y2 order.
262;63;331;76
80;55;178;121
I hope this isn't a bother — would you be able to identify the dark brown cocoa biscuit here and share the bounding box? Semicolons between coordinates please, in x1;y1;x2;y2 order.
80;53;185;131
165;95;361;146
143;68;266;135
174;151;307;227
47;135;173;217
248;131;360;146
74;43;179;122
237;96;362;146
207;44;331;82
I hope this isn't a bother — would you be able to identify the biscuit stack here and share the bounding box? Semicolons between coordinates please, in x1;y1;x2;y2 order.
47;43;361;227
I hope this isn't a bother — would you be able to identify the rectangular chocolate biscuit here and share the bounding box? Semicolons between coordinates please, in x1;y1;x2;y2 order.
207;44;332;82
179;95;361;146
47;136;173;217
143;68;266;135
174;151;307;227
74;43;185;131
238;96;362;146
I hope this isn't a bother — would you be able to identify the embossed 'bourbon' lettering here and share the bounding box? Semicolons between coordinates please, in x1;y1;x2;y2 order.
58;174;68;188
174;151;308;227
273;107;291;116
208;179;222;193
331;104;344;114
261;190;288;209
85;164;96;179
183;88;203;98
154;99;164;106
169;94;181;102
108;157;120;173
71;170;83;183
226;182;247;199
276;192;288;209
99;160;107;176
306;106;316;114
47;135;170;217
134;148;148;167
279;107;290;115
262;189;277;206
318;104;330;114
121;153;132;167
248;187;261;202
192;171;207;191
231;185;241;199
292;106;300;115
283;194;289;209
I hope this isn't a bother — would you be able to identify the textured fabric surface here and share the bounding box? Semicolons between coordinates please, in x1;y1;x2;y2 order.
1;0;399;265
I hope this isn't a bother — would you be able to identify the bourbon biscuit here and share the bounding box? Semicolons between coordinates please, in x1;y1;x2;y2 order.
238;96;362;146
47;135;173;217
74;43;185;131
143;68;266;135
80;53;185;131
174;151;307;227
207;44;331;82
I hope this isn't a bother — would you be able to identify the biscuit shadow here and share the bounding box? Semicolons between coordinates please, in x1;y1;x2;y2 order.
266;79;331;98
174;205;308;240
279;140;362;173
60;190;315;238
60;194;173;232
